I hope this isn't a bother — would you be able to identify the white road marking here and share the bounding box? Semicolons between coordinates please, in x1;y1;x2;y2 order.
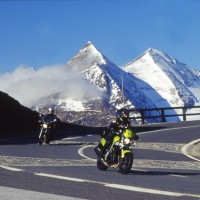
138;124;200;134
170;174;186;178
105;184;200;198
62;137;83;140
33;172;200;198
78;145;96;161
0;165;24;172
181;139;200;162
35;173;86;182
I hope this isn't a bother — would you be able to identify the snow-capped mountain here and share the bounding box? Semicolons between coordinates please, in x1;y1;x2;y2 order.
41;42;160;126
65;42;157;108
122;48;200;120
123;48;200;106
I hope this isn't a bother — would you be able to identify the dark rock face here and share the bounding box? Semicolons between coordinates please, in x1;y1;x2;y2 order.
0;91;39;135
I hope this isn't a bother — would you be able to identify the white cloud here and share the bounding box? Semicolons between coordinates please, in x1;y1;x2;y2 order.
0;64;102;107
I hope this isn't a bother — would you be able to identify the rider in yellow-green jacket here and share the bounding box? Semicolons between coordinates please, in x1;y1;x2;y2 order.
95;109;139;157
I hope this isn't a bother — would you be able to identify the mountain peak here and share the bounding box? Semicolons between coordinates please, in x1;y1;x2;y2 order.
142;48;177;65
80;41;101;56
83;41;95;49
145;48;164;57
66;42;117;71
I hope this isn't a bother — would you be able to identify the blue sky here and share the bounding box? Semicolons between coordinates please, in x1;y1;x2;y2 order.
1;0;200;74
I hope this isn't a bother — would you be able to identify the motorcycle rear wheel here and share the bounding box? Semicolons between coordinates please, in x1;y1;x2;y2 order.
97;158;108;171
119;152;133;174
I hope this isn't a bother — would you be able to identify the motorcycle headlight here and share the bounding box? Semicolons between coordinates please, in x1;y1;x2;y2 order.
124;138;131;145
43;124;48;128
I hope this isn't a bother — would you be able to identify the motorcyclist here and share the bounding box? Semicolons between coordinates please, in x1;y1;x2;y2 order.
39;107;59;134
44;107;58;123
96;108;139;157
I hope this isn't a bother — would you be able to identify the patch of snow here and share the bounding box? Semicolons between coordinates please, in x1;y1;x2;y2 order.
57;98;86;111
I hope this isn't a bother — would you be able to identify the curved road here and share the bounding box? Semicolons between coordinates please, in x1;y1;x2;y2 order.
0;121;200;200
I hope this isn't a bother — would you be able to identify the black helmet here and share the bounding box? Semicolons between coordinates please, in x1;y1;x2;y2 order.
117;109;129;120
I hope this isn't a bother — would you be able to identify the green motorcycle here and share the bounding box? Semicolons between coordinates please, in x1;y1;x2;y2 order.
94;128;136;174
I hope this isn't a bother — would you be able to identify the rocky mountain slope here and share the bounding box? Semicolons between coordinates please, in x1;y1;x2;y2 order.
0;91;39;135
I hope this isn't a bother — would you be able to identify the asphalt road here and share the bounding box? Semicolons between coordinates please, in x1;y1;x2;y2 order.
0;121;200;200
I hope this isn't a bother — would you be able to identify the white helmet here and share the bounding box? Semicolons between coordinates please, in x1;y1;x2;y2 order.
48;107;54;114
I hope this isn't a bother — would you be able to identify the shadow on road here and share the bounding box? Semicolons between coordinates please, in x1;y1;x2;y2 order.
130;169;200;176
0;123;103;145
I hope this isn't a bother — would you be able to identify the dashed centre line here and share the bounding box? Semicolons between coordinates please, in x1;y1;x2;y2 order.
33;172;200;198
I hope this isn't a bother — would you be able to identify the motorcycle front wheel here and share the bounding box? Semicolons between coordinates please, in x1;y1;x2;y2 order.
119;152;133;174
39;131;44;145
39;140;43;145
44;134;50;144
97;158;108;171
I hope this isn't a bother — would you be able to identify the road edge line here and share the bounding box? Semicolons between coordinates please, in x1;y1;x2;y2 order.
181;139;200;162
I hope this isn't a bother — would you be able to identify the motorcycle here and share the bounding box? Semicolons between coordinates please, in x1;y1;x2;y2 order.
38;114;57;145
94;128;136;174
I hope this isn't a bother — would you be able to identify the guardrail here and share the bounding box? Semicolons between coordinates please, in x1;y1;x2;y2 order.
129;106;200;124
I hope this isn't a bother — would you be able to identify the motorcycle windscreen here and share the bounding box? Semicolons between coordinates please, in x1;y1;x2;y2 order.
123;128;134;139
